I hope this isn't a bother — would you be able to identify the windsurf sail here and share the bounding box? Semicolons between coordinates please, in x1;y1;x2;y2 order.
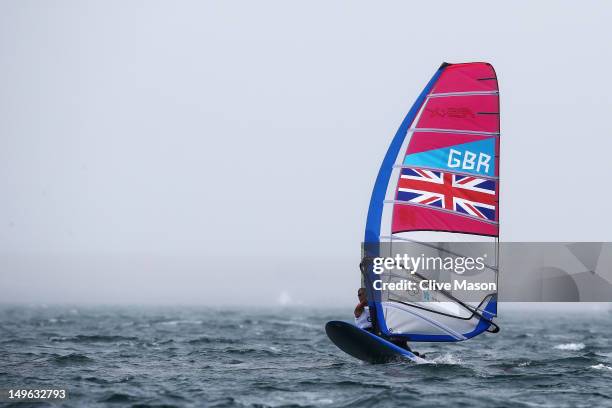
363;62;500;342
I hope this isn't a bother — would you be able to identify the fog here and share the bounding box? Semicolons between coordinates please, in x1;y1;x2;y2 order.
1;1;611;306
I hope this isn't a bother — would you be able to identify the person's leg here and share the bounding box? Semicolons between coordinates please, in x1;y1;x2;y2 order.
389;338;412;351
388;338;426;358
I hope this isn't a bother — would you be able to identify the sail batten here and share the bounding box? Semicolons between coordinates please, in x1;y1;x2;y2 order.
428;90;499;98
392;165;499;180
410;128;500;136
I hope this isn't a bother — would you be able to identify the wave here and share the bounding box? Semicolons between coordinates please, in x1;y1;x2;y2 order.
51;353;93;364
554;343;585;351
425;353;463;365
266;319;322;330
546;356;596;365
156;320;203;326
222;346;281;357
128;404;181;408
50;334;139;343
296;379;390;390
79;376;110;384
99;393;138;403
234;391;335;407
187;336;239;345
590;364;612;371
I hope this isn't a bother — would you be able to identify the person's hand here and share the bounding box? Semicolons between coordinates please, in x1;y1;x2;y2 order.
354;303;365;318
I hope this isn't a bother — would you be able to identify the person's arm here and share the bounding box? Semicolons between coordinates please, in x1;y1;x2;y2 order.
354;299;367;318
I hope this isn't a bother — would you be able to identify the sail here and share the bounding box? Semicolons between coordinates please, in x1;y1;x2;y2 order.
364;62;500;342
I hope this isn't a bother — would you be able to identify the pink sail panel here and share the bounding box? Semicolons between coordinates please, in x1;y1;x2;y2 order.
392;204;498;236
407;131;493;156
416;95;499;133
431;63;498;94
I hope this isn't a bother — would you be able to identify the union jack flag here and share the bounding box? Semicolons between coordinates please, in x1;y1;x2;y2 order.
396;167;497;221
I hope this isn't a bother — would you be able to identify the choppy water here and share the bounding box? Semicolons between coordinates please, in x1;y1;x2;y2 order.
1;305;611;407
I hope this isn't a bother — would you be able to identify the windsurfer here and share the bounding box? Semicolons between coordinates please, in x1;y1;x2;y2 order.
354;288;372;331
355;286;424;357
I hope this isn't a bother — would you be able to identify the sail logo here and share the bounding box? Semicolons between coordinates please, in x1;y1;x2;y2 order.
426;106;475;119
447;148;491;174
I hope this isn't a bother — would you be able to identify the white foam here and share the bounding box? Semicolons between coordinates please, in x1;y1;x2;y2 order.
428;353;463;365
554;343;585;351
239;391;333;406
158;320;203;325
590;364;612;371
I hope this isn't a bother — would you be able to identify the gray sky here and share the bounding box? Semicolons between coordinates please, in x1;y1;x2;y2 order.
1;1;611;306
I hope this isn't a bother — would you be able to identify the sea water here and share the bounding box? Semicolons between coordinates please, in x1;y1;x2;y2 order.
1;305;611;407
